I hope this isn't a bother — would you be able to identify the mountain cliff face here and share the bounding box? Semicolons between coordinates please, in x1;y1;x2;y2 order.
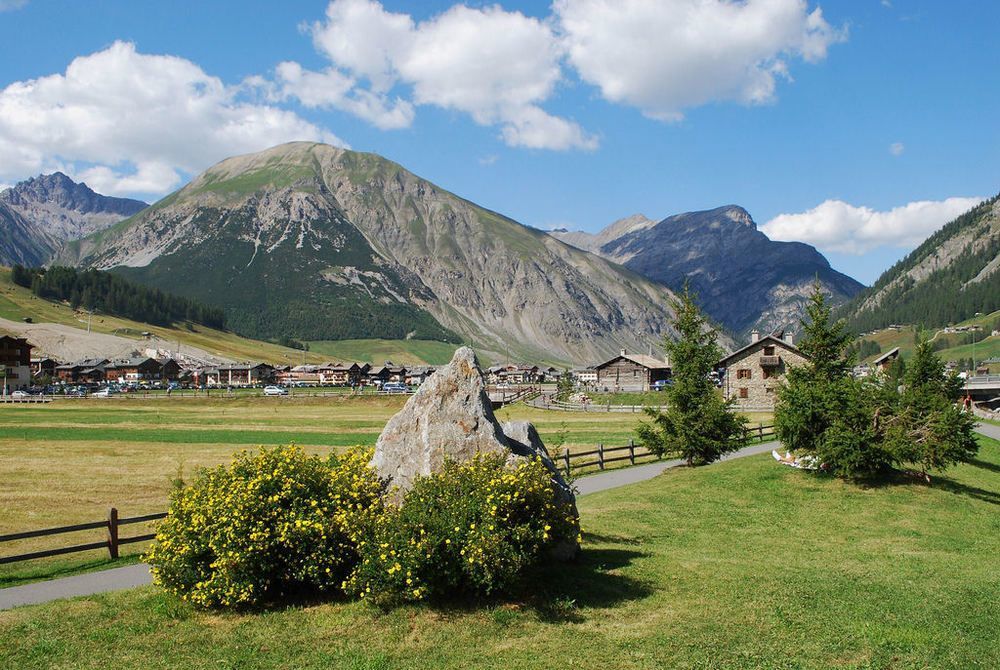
0;199;57;267
841;194;999;332
551;205;865;337
61;142;687;363
0;172;148;266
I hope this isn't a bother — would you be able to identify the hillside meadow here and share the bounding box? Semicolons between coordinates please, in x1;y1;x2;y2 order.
1;436;997;669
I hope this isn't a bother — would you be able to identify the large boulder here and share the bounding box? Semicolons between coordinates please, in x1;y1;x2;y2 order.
370;347;578;557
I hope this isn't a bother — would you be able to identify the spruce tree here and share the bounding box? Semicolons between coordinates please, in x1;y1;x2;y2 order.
884;335;978;481
637;284;747;465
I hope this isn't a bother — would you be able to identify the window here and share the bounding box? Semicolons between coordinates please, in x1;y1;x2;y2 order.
765;387;774;394
739;388;748;399
763;345;775;356
737;369;751;380
762;369;773;380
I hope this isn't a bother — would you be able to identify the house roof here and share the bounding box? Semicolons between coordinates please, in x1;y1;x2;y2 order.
871;347;900;366
717;335;804;367
108;357;160;368
595;353;670;371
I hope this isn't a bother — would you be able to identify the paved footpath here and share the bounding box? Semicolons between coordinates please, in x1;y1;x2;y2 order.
3;427;995;612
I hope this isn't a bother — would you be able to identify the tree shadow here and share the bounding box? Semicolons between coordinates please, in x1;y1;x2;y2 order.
968;458;1000;474
931;476;1000;506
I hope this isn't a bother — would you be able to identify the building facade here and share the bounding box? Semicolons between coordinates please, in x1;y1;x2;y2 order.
0;335;33;392
593;350;671;391
717;331;808;410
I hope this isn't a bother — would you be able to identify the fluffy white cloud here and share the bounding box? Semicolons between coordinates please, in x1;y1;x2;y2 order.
761;197;985;255
281;0;597;150
0;41;345;196
554;0;846;121
889;141;905;156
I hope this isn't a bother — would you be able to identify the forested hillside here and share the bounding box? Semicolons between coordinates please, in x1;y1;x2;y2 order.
11;264;226;330
841;194;999;333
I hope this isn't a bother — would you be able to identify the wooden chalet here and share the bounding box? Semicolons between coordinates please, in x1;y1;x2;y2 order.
594;349;671;391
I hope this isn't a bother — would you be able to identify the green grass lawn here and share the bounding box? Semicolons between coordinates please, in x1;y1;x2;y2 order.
2;436;997;669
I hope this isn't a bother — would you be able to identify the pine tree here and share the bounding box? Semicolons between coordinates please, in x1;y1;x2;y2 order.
637;284;747;465
555;367;573;400
884;335;978;481
775;284;893;478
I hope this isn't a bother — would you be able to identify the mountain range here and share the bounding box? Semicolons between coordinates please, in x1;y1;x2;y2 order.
55;142;687;363
0;173;147;267
551;205;865;337
840;194;999;332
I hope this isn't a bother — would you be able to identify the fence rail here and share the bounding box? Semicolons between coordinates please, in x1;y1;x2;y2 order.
0;508;166;565
2;426;774;566
558;424;775;475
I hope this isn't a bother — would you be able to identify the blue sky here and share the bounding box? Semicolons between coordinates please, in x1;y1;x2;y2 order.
1;0;997;284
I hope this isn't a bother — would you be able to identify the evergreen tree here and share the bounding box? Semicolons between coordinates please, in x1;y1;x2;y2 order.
775;284;894;478
555;367;574;400
884;335;978;481
637;285;747;465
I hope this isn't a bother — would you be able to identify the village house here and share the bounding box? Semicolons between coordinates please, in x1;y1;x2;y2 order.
871;347;900;373
214;363;276;386
318;362;363;386
287;364;321;385
572;367;598;386
717;330;808;410
0;335;33;392
593;349;671;391
55;358;108;383
367;363;407;386
160;358;182;381
30;357;59;380
104;357;164;382
405;366;436;386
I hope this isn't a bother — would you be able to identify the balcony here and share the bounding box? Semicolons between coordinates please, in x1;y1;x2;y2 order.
759;355;781;367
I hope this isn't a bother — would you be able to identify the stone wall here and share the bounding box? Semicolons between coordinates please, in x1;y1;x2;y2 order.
722;341;809;410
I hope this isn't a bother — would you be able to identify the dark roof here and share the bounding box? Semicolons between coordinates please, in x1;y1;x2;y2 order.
717;335;804;367
872;347;900;366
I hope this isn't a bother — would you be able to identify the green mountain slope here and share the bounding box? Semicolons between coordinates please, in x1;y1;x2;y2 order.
61;142;686;364
841;194;999;332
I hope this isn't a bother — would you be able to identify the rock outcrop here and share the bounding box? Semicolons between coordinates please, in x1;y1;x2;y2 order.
371;346;579;558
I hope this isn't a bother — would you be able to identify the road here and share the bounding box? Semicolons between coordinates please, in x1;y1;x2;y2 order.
2;426;996;611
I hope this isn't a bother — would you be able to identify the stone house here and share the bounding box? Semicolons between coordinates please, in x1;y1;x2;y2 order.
717;330;808;410
593;350;671;391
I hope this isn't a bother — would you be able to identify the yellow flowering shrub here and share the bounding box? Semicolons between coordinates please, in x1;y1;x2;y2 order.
147;445;385;608
344;454;579;606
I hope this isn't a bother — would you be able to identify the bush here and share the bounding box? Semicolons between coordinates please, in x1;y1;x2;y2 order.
147;446;385;608
344;454;579;606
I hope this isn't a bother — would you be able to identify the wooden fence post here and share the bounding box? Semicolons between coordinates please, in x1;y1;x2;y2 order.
107;507;119;560
629;439;635;465
758;423;763;442
598;443;605;470
563;448;571;476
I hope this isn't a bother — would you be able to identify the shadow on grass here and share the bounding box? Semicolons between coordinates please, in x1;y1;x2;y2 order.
932;476;1000;506
524;546;653;623
858;467;1000;506
968;458;1000;474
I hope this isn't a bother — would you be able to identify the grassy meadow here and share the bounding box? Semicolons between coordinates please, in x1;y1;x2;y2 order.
1;435;997;669
0;395;658;581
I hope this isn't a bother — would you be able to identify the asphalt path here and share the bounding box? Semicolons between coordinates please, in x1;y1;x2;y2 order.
2;425;996;611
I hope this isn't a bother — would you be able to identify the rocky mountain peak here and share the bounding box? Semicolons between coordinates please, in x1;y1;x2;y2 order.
2;172;147;217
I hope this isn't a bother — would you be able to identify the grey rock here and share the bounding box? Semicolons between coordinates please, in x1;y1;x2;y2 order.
371;346;579;558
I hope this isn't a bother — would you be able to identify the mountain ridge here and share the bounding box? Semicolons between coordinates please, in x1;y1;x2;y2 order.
551;205;865;337
61;142;692;364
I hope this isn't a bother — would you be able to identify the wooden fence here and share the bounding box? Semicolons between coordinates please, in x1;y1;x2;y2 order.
1;425;775;566
558;424;775;475
0;508;166;565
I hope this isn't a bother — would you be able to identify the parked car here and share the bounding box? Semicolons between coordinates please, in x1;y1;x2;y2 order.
381;382;409;394
263;385;288;396
10;390;30;398
92;387;114;398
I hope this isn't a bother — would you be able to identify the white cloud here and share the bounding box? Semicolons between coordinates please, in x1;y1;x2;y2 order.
889;141;905;156
0;0;28;12
0;41;346;197
281;0;597;151
478;154;498;166
554;0;846;121
761;197;985;255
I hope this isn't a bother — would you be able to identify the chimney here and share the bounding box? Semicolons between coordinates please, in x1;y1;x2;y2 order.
750;329;760;343
620;348;627;357
784;332;794;345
